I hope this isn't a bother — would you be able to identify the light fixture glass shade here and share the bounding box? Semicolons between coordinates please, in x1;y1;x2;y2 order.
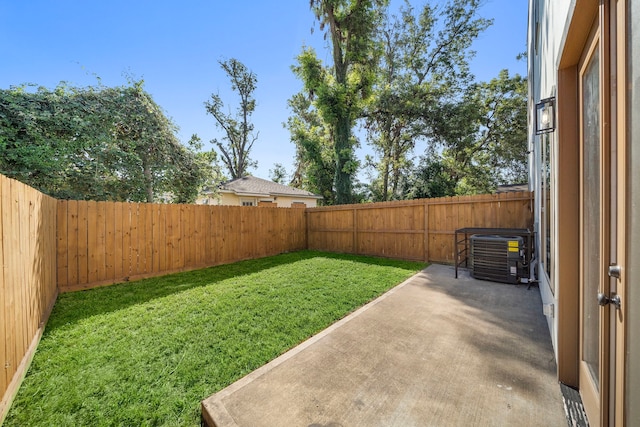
536;97;556;134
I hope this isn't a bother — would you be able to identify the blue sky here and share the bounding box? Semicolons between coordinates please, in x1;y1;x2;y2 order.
0;0;528;181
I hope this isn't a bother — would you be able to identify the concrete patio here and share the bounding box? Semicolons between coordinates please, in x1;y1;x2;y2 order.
202;264;567;426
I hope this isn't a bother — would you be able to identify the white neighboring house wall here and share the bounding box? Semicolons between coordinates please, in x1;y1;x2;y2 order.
216;192;318;208
527;0;572;360
196;176;321;207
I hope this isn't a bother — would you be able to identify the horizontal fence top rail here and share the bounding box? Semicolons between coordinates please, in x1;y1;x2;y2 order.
307;191;533;212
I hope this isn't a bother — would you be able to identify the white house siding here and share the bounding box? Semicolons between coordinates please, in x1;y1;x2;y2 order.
527;0;572;360
270;196;317;208
212;192;318;208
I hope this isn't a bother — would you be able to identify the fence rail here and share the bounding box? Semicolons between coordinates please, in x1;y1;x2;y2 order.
307;191;533;263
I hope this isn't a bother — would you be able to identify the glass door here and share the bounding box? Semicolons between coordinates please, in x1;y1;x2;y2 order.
578;25;608;427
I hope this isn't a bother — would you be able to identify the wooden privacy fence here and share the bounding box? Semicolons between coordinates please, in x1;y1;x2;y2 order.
1;177;531;421
307;191;533;263
0;175;58;420
56;201;307;292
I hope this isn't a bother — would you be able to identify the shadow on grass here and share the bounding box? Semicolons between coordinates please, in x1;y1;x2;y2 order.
46;250;424;334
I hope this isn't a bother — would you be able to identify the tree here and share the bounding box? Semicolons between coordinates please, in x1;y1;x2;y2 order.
285;92;336;205
205;58;258;179
365;0;491;201
400;155;457;199
429;70;528;194
0;81;214;202
295;0;387;204
171;134;224;203
109;82;193;202
269;163;288;184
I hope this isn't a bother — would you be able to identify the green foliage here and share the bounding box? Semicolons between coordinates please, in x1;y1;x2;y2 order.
365;0;492;201
4;251;424;427
401;155;458;199
296;0;387;204
172;134;224;203
0;81;215;202
429;70;528;194
268;162;288;184
285;92;336;205
290;0;527;202
205;58;258;179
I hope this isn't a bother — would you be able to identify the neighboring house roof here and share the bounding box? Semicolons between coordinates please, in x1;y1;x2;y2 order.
218;176;322;199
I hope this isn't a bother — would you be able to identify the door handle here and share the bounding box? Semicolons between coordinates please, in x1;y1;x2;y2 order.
608;264;621;279
597;292;621;309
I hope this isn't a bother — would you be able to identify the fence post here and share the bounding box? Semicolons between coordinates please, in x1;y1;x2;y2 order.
424;200;430;263
352;206;358;254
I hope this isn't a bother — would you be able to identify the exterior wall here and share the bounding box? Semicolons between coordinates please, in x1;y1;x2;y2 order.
626;2;640;423
527;0;572;362
199;192;318;208
270;196;318;208
218;193;253;206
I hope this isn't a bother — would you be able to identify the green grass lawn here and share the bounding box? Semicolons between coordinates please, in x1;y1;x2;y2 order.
4;251;424;426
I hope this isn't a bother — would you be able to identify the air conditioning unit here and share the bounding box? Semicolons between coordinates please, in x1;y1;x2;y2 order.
470;235;525;284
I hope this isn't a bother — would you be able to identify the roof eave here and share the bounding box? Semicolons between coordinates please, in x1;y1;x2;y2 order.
269;191;323;199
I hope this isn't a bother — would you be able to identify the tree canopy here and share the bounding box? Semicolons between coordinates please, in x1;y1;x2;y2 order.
289;0;527;204
285;92;337;204
364;0;491;201
0;81;215;202
295;0;387;204
205;58;259;179
428;69;528;195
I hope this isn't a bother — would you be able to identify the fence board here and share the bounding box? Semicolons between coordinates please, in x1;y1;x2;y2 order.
87;201;99;284
1;175;57;422
26;189;38;347
95;201;106;282
77;202;88;285
16;185;27;359
130;203;140;277
113;202;124;280
122;203;132;279
56;201;68;288
0;181;6;396
1;177;16;389
137;204;147;275
158;204;168;272
104;202;115;282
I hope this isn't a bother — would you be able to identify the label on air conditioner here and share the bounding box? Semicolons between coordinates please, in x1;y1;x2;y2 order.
508;240;519;252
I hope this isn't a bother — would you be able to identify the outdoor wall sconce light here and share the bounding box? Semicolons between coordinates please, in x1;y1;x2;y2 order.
536;97;556;134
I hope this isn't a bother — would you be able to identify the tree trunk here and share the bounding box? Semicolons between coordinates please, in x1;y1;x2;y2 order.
143;156;153;203
380;144;392;201
334;114;352;204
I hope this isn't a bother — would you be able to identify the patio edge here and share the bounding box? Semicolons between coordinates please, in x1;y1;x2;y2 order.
200;268;429;427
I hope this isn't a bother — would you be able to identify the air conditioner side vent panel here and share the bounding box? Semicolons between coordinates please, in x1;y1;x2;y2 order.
470;235;524;284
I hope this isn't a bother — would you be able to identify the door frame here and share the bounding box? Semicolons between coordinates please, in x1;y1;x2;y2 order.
577;17;607;426
556;1;627;426
612;0;627;423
